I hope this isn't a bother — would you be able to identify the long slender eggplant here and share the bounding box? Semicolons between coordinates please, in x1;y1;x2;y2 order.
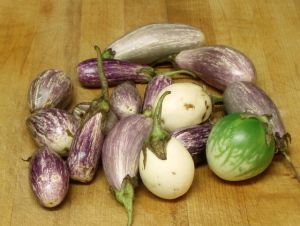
142;75;173;111
28;69;73;113
102;114;153;226
170;123;214;165
77;57;196;88
105;22;205;64
26;108;80;157
171;45;256;91
223;81;300;182
67;46;110;183
29;146;69;208
110;81;143;119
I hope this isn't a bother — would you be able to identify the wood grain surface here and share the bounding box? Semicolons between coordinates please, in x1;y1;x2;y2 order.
1;0;300;225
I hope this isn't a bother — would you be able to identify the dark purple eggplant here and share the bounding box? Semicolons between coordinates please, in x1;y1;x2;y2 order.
142;75;173;111
170;123;214;165
173;45;256;91
26;108;80;157
29;146;69;208
102;114;153;226
223;81;300;182
105;22;205;64
28;69;73;113
110;81;142;119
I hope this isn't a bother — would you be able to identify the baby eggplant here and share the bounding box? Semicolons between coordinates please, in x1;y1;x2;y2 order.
105;22;205;65
26;108;80;157
29;147;69;208
28;69;73;113
173;45;256;91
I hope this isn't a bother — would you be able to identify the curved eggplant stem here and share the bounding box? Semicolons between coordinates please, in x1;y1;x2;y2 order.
280;151;300;183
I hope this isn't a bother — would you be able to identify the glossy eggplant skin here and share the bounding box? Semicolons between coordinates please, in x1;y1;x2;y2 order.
67;112;104;183
223;81;286;138
102;114;153;190
174;45;256;91
26;108;80;157
77;58;154;87
142;75;173;111
29;147;69;208
170;123;214;165
105;22;205;64
28;69;73;113
110;81;143;119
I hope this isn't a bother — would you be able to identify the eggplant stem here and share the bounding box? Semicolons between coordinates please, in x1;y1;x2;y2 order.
150;53;177;67
211;94;223;105
280;151;300;183
163;70;197;78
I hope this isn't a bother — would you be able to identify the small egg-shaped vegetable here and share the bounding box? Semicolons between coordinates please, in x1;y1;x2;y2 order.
28;69;73;113
152;83;213;132
206;112;275;181
29;147;69;208
26;108;80;157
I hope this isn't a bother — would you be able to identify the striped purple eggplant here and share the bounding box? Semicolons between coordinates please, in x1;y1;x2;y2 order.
77;58;155;87
28;69;73;113
67;112;104;183
26;108;80;157
105;22;205;64
102;114;153;226
173;45;256;91
170;123;214;165
110;81;142;119
29;146;69;208
142;75;173;111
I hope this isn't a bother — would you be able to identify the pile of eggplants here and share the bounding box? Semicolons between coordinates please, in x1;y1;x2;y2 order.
24;22;299;226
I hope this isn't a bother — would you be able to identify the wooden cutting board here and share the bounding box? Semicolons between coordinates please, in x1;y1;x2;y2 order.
1;0;299;225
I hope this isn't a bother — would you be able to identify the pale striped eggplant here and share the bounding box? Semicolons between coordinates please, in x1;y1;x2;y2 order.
142;75;173;111
29;146;69;208
28;69;73;113
102;114;153;226
174;45;256;91
110;81;142;119
105;22;205;64
26;108;80;157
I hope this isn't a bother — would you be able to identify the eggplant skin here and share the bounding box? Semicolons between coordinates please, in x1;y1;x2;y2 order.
29;147;69;208
105;22;205;64
170;123;213;165
175;45;256;91
223;81;286;137
102;114;153;190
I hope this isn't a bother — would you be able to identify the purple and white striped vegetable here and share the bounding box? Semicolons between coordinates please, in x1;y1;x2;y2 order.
105;22;205;64
28;69;73;113
26;108;80;157
170;123;214;165
173;45;256;91
67;112;104;183
223;81;300;182
142;75;173;111
29;146;69;208
72;102;118;135
102;114;153;226
110;81;143;119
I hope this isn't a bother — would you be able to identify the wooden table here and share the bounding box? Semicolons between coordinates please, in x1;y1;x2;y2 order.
1;1;299;225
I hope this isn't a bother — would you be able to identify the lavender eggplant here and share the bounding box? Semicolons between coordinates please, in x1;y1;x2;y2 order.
105;22;205;64
29;146;69;208
72;102;118;135
28;69;73;113
102;114;153;226
142;75;173;111
223;81;300;182
170;45;256;91
66;46;110;183
77;57;196;88
26;108;80;157
170;123;214;165
110;81;142;119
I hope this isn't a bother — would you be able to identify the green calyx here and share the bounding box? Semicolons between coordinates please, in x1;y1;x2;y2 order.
141;91;171;168
110;175;138;226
